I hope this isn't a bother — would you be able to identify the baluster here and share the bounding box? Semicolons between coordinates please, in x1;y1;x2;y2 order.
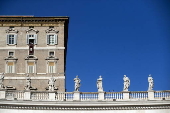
82;93;84;100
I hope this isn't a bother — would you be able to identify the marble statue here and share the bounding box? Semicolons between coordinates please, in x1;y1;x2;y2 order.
97;75;103;92
148;74;154;91
123;75;130;91
25;74;31;90
48;75;56;91
0;73;4;89
74;75;81;91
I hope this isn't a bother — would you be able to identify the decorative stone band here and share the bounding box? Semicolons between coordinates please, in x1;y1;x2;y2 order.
0;101;170;110
0;104;170;110
0;47;65;50
4;76;65;79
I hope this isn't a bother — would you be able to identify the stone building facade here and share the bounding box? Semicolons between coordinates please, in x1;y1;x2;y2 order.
0;16;69;91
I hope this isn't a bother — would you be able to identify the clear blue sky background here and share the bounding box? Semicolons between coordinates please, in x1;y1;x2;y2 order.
0;0;170;92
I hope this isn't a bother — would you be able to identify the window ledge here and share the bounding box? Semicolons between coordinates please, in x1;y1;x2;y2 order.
7;44;16;46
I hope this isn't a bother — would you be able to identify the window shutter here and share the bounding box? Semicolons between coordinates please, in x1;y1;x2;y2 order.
34;34;37;44
47;35;49;45
7;35;9;44
26;34;29;44
14;34;17;44
55;34;58;44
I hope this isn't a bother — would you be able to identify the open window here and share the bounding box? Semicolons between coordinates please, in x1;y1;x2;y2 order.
26;34;37;44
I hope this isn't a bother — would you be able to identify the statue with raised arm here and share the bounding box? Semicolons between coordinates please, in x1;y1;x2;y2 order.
97;75;103;92
123;75;130;91
48;75;56;91
74;75;81;91
148;74;154;91
25;74;31;90
0;73;4;89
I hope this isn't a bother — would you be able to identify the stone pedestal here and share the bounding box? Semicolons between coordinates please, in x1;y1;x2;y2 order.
73;91;80;101
123;91;130;100
49;92;56;101
148;91;154;100
24;91;31;100
0;90;6;99
98;91;105;101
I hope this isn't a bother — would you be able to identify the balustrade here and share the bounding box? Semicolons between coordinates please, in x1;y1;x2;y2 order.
105;92;123;100
1;90;170;101
80;92;98;101
130;91;148;100
31;92;49;100
56;92;73;101
154;91;170;99
6;91;24;100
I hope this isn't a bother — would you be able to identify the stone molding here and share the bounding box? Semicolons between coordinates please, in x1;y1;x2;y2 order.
45;28;59;34
5;28;19;33
0;47;65;50
0;101;170;110
3;76;65;79
26;28;39;33
0;17;68;27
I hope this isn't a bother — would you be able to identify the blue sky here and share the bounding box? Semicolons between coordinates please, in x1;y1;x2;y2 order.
0;0;170;92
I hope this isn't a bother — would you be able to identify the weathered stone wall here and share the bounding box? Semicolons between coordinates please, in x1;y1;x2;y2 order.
0;17;68;91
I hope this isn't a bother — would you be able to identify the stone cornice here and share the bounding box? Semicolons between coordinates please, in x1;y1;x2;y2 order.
0;101;170;110
5;28;18;33
0;17;69;26
26;28;39;33
45;28;59;33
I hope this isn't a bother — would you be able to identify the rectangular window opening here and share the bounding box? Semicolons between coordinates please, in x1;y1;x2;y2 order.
48;62;55;73
9;52;14;56
49;51;54;56
7;62;14;73
27;62;35;73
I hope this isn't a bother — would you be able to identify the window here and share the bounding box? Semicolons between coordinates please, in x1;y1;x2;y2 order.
49;51;54;56
49;26;54;28
7;34;17;45
27;62;35;73
48;62;55;73
26;34;37;44
7;62;14;73
9;51;14;56
29;26;34;28
47;34;57;45
9;26;14;29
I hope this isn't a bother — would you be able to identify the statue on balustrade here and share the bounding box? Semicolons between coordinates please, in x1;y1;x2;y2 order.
48;75;56;91
0;73;4;89
74;75;81;91
25;74;31;90
97;75;103;92
148;74;154;91
123;75;130;91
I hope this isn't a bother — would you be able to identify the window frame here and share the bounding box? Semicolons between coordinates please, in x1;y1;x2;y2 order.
47;62;56;73
8;51;15;57
7;34;17;45
6;62;15;73
26;34;37;45
49;51;55;56
27;62;36;73
46;34;57;45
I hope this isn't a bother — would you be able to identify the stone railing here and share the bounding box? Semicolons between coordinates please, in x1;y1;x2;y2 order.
130;91;148;100
5;90;24;100
56;92;73;101
0;90;170;101
80;92;98;101
154;91;170;100
105;92;123;101
31;91;49;100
